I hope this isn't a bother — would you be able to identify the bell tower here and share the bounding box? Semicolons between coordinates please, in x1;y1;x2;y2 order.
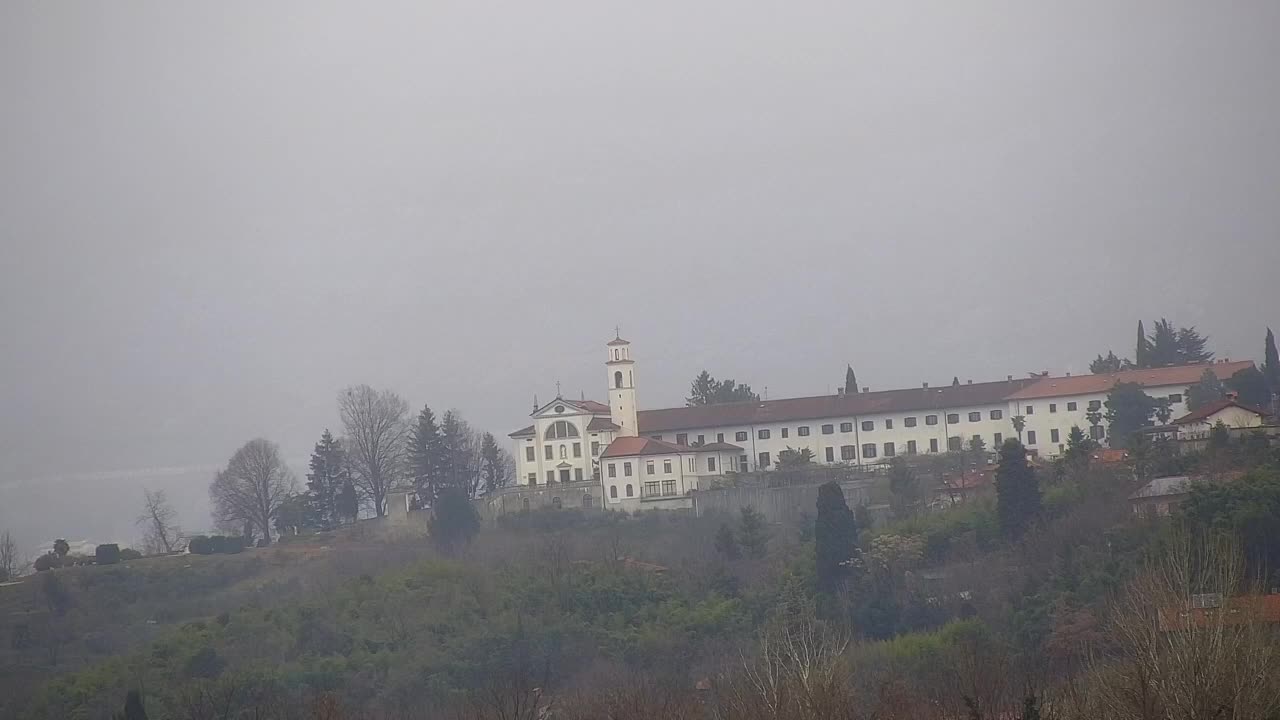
606;332;638;436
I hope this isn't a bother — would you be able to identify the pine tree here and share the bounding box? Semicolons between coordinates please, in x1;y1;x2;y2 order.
1136;320;1150;368
304;429;347;530
686;370;760;406
845;364;858;394
1186;368;1227;411
335;478;359;525
1089;351;1130;374
1175;326;1213;364
1227;366;1270;408
815;481;858;593
738;506;769;558
995;438;1040;539
406;405;444;502
714;523;741;560
1104;382;1160;448
479;432;510;495
439;410;480;498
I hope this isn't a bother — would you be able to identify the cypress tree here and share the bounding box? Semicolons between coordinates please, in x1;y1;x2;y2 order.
1136;320;1149;368
815;481;858;592
1265;328;1280;406
429;486;480;552
995;439;1040;539
845;364;858;394
336;478;359;525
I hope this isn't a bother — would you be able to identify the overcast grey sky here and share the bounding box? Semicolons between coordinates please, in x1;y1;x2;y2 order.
2;2;1279;551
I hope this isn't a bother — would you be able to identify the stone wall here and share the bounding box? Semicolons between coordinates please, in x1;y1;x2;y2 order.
691;480;872;525
474;480;604;523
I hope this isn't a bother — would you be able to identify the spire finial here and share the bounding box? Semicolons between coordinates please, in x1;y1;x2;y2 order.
533;394;539;413
555;381;562;397
615;325;621;340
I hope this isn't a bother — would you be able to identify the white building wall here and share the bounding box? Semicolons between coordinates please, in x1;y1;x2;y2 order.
1012;382;1192;457
513;407;617;486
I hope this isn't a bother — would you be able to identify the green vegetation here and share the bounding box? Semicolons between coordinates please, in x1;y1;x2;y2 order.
686;369;759;405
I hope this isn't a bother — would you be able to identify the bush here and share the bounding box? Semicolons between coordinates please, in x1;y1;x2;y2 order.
33;553;60;571
119;548;143;561
95;544;121;565
188;535;247;555
188;536;213;555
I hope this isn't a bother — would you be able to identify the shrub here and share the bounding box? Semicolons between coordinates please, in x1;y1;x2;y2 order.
119;548;143;561
208;536;228;554
187;536;213;555
95;544;121;565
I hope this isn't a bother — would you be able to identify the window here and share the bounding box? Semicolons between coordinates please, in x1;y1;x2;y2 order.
573;442;581;458
839;422;852;433
930;438;939;452
1066;402;1077;411
527;472;536;485
614;370;623;388
607;463;617;478
948;436;962;451
990;409;1003;420
886;419;895;429
575;468;583;482
906;440;917;454
841;445;857;461
758;429;771;440
625;484;634;497
716;433;725;443
799;426;812;436
696;434;705;445
825;447;835;462
947;413;960;424
546;470;554;484
522;497;530;511
1026;405;1035;415
544;421;579;439
862;443;877;459
644;481;659;496
707;457;717;472
968;412;981;422
1027;430;1037;445
822;424;835;435
1049;403;1057;413
544;445;553;460
1050;428;1060;443
591;441;600;456
994;432;1002;445
646;461;655;475
861;420;874;431
781;427;789;439
677;433;688;446
688;457;695;471
610;485;617;498
758;451;771;467
904;416;918;428
623;462;633;477
736;431;749;442
525;446;535;462
662;479;677;496
1090;425;1104;440
664;459;673;474
884;442;895;457
1168;393;1183;404
739;455;748;470
1088;400;1101;411
926;415;938;426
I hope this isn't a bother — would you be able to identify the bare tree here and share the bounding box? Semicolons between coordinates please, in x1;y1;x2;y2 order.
0;530;17;581
338;384;409;516
136;488;184;555
209;438;297;545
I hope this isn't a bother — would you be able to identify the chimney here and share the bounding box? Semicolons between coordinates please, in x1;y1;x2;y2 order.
837;386;845;395
1065;372;1071;377
1227;391;1239;401
923;382;929;389
1007;375;1013;381
862;386;869;393
967;379;973;385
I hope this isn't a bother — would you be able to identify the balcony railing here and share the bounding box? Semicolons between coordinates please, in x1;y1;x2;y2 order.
640;484;682;500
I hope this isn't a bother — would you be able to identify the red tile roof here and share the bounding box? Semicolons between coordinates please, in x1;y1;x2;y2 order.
601;436;694;458
636;378;1037;434
1172;399;1269;426
586;417;620;432
1007;361;1254;400
578;400;611;414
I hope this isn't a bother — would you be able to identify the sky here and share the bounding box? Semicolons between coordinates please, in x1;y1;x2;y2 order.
2;1;1279;556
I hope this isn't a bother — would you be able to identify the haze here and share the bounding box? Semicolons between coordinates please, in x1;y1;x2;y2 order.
2;1;1279;555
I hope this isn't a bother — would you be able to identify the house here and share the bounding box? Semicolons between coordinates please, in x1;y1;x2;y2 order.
1170;397;1270;441
1128;475;1198;517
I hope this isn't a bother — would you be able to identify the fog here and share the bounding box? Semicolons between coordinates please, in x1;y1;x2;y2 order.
2;1;1279;556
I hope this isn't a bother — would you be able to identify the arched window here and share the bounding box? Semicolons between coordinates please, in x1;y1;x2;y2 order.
551;496;562;509
521;497;530;511
582;494;593;508
625;484;634;497
544;421;579;440
614;371;624;389
609;485;618;499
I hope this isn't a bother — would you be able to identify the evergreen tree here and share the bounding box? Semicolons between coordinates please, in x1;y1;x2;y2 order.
273;494;307;537
479;432;510;495
738;506;769;558
686;370;760;406
1089;351;1131;374
995;439;1040;539
1227;366;1270;408
815;481;857;593
1175;325;1213;364
439;410;481;498
53;539;69;558
1135;320;1149;368
406;405;445;502
429;486;480;552
1104;382;1160;448
335;478;359;525
713;523;741;560
304;429;347;529
1208;420;1231;452
1186;368;1227;411
845;364;858;394
1063;425;1096;466
112;690;147;720
1145;318;1213;367
887;457;921;520
1265;328;1280;402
